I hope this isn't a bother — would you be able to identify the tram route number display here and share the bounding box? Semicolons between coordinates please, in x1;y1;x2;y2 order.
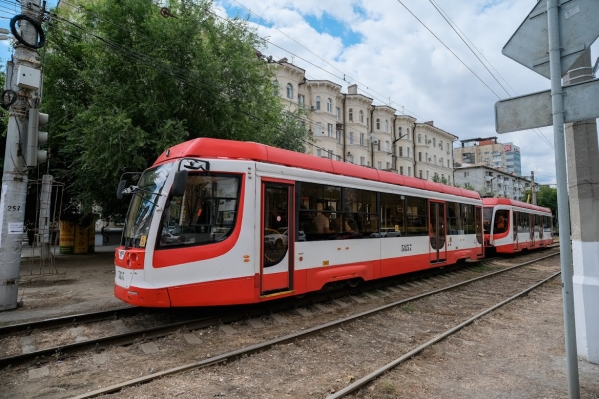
401;244;412;252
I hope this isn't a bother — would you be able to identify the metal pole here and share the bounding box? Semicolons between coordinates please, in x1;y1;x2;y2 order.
0;2;43;310
547;0;580;397
531;171;537;205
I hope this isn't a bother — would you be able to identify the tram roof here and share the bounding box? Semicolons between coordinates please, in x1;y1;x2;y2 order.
156;138;481;200
482;198;551;213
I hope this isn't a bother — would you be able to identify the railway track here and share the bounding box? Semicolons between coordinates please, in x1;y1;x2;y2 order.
50;249;560;399
0;249;557;372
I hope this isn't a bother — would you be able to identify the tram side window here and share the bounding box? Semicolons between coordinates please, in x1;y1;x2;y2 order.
535;214;543;233
298;182;341;241
483;207;493;234
543;215;552;232
518;211;529;232
341;187;377;238
493;209;509;234
406;196;427;236
461;204;476;234
157;174;241;249
380;192;406;237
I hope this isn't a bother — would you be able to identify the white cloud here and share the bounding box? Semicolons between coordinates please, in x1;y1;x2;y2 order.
219;0;599;185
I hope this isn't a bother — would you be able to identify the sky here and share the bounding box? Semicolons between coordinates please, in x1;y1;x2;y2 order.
1;0;598;185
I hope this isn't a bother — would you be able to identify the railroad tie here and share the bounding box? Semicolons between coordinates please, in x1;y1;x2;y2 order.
183;333;202;345
247;318;266;329
111;320;131;334
314;304;333;313
349;296;367;304
295;308;312;317
20;336;35;354
270;314;289;325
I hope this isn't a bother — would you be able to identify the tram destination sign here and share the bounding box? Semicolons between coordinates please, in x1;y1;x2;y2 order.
502;0;599;79
495;78;599;133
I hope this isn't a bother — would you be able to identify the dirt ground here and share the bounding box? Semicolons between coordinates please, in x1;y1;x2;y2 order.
0;248;598;398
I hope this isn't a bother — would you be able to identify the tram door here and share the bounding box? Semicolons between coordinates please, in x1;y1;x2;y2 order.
475;206;484;257
513;211;519;251
261;181;294;294
529;214;535;247
429;201;447;264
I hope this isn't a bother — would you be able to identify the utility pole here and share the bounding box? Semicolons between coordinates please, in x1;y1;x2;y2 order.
0;1;46;310
531;171;537;205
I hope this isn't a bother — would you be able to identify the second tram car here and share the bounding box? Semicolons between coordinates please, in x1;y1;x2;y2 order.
482;198;553;253
115;138;485;307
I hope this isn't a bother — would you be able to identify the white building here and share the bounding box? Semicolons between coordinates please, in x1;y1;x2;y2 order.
454;164;533;200
275;59;456;183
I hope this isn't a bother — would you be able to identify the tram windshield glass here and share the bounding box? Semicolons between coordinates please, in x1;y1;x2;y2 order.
123;162;174;248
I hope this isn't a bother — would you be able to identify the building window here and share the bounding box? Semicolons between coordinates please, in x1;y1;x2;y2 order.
349;108;353;121
366;117;370;128
419;152;422;161
426;152;429;162
407;147;410;158
398;126;402;137
316;122;322;135
359;110;364;123
360;156;365;166
419;170;423;178
336;130;341;144
317;149;322;157
426;171;429;179
386;162;390;169
327;123;333;137
433;155;437;164
286;83;293;99
447;160;450;168
376;119;380;130
273;80;279;96
360;133;365;146
298;94;305;106
385;141;390;152
349;131;354;144
315;96;321;110
408;166;411;176
348;155;354;163
447;143;450;152
328;150;333;159
377;141;381;151
327;98;332;112
433;138;436;147
425;135;428;144
407;128;410;140
399;147;403;157
336;107;340;120
385;119;389;132
377;161;382;169
400;166;404;175
418;134;422;144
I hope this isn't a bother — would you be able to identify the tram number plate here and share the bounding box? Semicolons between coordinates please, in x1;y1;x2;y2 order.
118;271;125;281
401;244;412;252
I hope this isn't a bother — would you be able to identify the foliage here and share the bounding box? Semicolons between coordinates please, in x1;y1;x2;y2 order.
41;0;310;220
463;183;475;191
521;185;558;217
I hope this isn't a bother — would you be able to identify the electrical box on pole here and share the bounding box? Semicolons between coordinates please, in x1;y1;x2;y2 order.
26;108;48;168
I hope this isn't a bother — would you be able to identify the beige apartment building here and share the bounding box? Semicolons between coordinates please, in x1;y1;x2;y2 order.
274;59;457;184
454;137;506;171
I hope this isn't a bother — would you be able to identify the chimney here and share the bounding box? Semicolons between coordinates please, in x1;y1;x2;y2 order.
348;84;358;95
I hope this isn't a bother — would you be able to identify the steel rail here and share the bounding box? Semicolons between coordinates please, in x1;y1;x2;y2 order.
0;307;138;338
327;270;562;398
69;251;560;399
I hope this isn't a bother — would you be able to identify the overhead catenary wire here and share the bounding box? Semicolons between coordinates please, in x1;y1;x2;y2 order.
426;0;554;150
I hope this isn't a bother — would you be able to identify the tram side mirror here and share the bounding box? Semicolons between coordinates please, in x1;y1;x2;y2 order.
116;180;127;200
172;170;188;197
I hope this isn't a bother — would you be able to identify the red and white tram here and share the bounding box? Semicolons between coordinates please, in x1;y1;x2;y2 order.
482;198;553;254
114;138;484;307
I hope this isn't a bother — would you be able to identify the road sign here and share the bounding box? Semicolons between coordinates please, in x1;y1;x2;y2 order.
503;0;599;79
495;78;599;133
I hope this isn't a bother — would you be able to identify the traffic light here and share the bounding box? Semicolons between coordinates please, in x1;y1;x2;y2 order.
25;108;48;168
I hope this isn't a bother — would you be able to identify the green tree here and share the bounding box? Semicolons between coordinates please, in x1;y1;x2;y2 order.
42;0;309;220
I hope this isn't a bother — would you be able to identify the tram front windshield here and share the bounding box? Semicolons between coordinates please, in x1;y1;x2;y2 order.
123;163;174;248
483;207;493;234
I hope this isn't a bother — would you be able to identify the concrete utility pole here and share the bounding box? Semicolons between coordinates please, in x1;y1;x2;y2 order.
564;49;599;364
0;1;45;310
